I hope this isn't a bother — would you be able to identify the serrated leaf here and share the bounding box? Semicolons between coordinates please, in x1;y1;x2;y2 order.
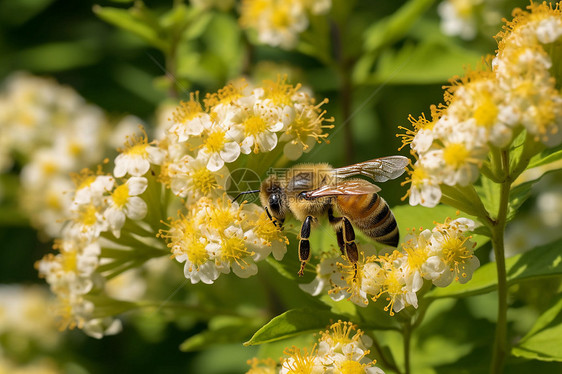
512;294;562;362
244;308;343;346
93;5;167;51
426;237;562;298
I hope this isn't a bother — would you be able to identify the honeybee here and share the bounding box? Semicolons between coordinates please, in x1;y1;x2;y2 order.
241;155;409;277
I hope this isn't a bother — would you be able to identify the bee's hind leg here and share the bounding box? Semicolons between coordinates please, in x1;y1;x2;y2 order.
297;216;313;276
330;211;359;280
341;217;359;263
328;208;345;257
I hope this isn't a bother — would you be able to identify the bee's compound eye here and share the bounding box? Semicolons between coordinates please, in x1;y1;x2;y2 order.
269;194;280;213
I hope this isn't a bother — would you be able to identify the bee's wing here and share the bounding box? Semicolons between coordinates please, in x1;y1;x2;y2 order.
304;179;381;199
332;155;409;182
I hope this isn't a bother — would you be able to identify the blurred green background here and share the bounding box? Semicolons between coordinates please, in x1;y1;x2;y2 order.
4;0;553;373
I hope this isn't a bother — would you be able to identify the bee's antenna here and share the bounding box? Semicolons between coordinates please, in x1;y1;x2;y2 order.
232;190;260;202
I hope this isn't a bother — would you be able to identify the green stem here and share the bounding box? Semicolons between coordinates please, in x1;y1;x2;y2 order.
403;320;412;374
490;150;510;374
369;333;401;374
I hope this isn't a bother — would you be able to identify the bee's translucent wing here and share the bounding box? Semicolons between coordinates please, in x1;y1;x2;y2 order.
303;179;381;199
332;155;409;182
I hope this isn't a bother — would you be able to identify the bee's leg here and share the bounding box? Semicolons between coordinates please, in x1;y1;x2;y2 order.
342;217;359;280
265;207;283;229
298;216;313;276
342;217;359;263
328;208;345;256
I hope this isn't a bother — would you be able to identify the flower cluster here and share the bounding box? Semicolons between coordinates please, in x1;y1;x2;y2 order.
36;77;332;336
400;2;562;207
300;217;479;315
35;151;159;337
0;285;61;352
0;73;141;237
239;0;332;49
158;77;333;283
161;198;287;283
246;321;384;374
437;0;507;40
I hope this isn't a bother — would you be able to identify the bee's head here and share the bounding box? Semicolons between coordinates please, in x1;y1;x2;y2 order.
260;175;287;223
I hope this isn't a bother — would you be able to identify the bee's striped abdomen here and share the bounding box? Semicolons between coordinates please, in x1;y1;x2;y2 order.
336;193;399;247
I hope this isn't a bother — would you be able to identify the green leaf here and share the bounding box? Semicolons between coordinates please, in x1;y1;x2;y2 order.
426;237;562;298
392;204;488;248
363;37;482;85
93;4;168;51
527;143;562;169
512;294;562;361
363;0;436;52
180;316;264;351
508;166;560;221
0;0;55;26
476;175;500;219
244;308;343;346
16;40;101;72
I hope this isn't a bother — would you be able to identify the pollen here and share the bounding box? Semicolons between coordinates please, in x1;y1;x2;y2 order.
262;76;301;106
337;360;369;374
284;101;334;149
243;115;268;137
403;241;429;271
72;169;96;190
321;320;360;346
473;92;499;128
282;345;318;374
442;235;470;261
172;92;203;123
271;7;291;28
191;167;219;196
204;80;247;108
397;113;435;151
210;209;236;231
187;238;209;268
220;236;252;265
443;143;469;168
78;204;99;227
252;212;288;245
204;129;227;153
111;183;130;208
62;250;78;272
119;128;150;156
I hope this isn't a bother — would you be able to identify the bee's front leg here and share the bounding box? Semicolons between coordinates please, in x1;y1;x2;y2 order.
265;206;284;229
297;216;313;276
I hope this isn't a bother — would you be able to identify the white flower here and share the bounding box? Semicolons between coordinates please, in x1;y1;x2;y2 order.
167;154;229;201
169;111;212;142
104;177;148;238
422;126;488;186
407;162;442;208
229;95;284;154
73;175;115;206
437;0;479;40
113;137;164;177
535;16;562;44
83;317;122;339
299;256;339;296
